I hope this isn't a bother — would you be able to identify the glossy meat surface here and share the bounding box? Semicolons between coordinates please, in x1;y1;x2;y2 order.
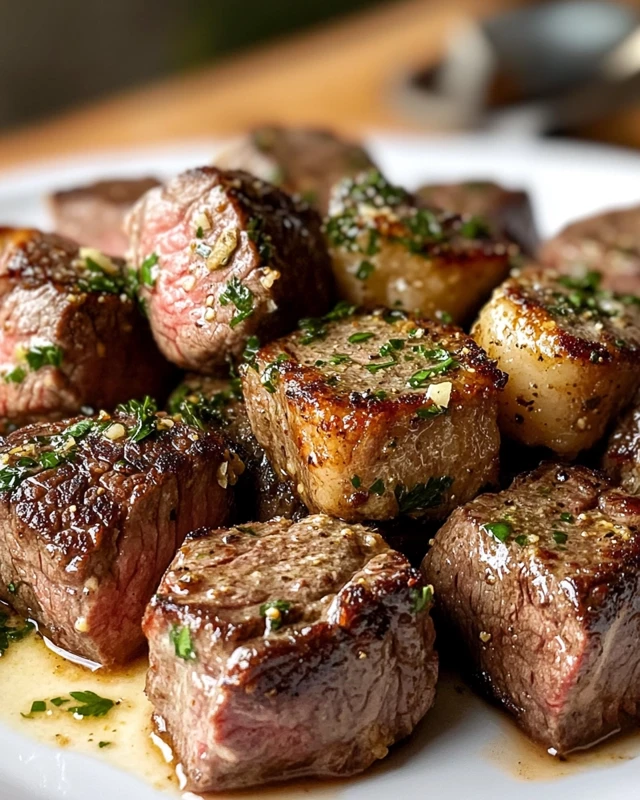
0;228;174;430
214;126;375;214
473;267;640;456
242;308;505;521
325;171;515;324
48;177;160;257
0;407;232;665
167;374;306;522
416;179;538;256
541;204;640;294
143;514;437;791
126;167;335;372
423;463;640;753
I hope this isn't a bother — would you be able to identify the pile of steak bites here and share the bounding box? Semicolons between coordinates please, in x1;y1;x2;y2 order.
3;126;640;791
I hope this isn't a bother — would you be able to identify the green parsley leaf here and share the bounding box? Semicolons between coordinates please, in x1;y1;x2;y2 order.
260;599;291;632
560;512;574;523
395;476;453;515
117;396;158;443
50;697;69;707
169;625;196;660
139;253;159;288
25;344;63;371
261;354;289;393
236;525;257;536
410;585;433;613
348;332;374;344
369;478;385;496
351;475;362;489
356;260;375;280
98;741;112;748
67;690;114;718
459;216;491;239
416;405;446;419
195;226;204;239
219;277;255;328
4;366;26;384
552;531;568;545
242;335;260;369
30;701;46;713
364;359;397;373
481;520;512;543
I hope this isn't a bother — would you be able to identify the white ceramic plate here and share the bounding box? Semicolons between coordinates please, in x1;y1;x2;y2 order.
1;133;640;800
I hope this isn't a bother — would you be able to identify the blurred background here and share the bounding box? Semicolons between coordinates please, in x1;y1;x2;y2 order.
3;0;640;166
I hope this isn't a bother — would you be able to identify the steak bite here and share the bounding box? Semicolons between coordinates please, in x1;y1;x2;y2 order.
603;390;640;494
242;307;506;522
423;463;640;754
126;167;335;372
213;126;375;213
0;399;234;666
168;373;305;522
48;177;160;257
0;228;173;430
325;170;515;324
415;179;538;256
541;204;640;294
143;514;438;792
472;268;640;457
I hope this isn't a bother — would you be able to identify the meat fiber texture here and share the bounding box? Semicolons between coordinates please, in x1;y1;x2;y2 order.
143;514;438;791
242;307;506;522
0;227;174;430
0;407;233;666
423;463;640;754
126;167;335;372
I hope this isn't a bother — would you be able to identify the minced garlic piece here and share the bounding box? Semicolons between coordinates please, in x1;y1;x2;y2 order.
206;227;239;271
426;381;452;409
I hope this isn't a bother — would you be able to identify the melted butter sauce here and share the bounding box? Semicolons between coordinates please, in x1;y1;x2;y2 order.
2;633;640;795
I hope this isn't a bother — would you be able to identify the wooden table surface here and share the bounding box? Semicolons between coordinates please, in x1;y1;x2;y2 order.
0;0;638;170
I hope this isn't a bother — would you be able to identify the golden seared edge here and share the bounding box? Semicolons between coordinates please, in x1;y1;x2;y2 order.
241;306;506;522
325;170;516;325
472;267;640;457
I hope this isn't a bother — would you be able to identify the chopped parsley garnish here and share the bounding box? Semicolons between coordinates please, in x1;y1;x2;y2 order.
407;349;457;387
410;585;433;613
379;338;405;357
29;701;46;713
236;525;257;535
435;310;453;324
168;382;239;429
242;335;261;369
260;599;291;632
356;260;375;280
25;344;63;371
416;405;446;419
364;360;397;374
67;691;114;718
395;476;453;515
328;353;351;365
98;741;112;748
0;612;35;656
3;343;63;385
139;253;159;288
552;531;568;545
195;226;204;239
219;277;255;328
351;475;362;489
51;697;69;707
261;354;289;393
4;366;26;384
298;301;357;345
117;396;158;442
348;331;374;344
7;582;17;594
77;255;132;297
560;512;574;523
169;625;196;660
459;216;491;239
369;478;385;496
514;534;528;546
247;217;274;263
481;520;512;543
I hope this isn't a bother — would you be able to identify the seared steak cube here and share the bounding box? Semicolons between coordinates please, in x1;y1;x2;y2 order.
603;389;640;494
48;177;160;257
325;170;515;324
242;307;506;521
0;400;234;666
0;228;173;430
214;126;375;213
125;167;335;372
541;204;640;295
143;514;438;791
423;463;640;754
168;374;305;522
473;268;640;457
416;179;538;256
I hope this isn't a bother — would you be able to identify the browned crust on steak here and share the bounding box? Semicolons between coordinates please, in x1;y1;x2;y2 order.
423;463;640;753
126;167;335;372
0;228;174;428
143;515;437;791
0;409;232;665
242;310;505;521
